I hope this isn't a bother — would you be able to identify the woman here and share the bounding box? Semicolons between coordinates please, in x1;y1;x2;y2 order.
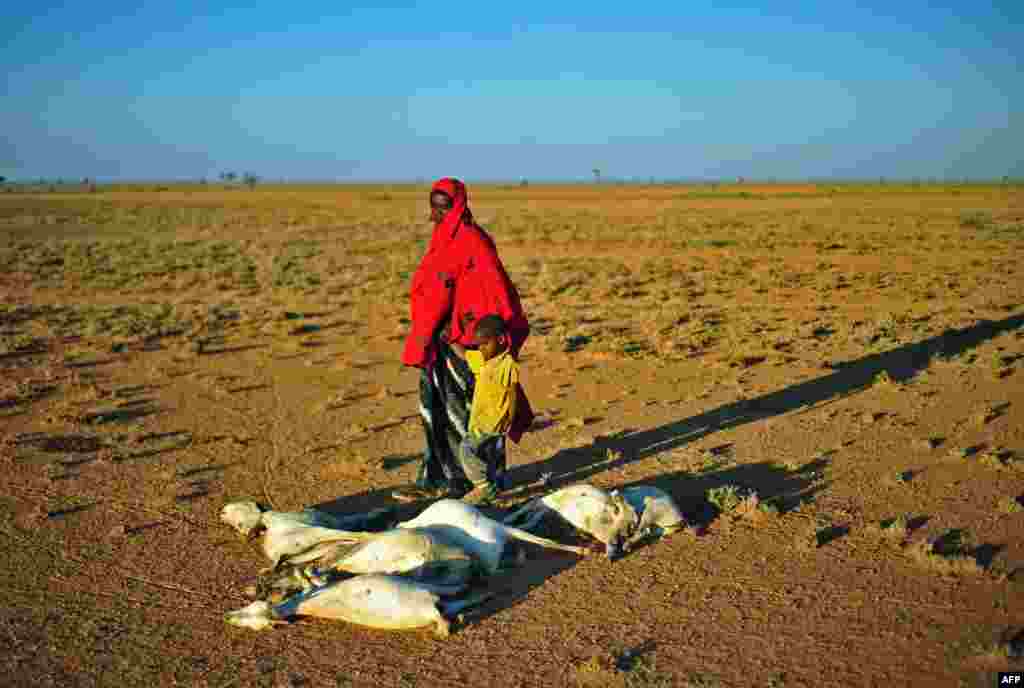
393;178;530;502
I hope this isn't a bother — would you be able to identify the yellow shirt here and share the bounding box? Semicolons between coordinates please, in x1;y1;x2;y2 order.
465;350;519;437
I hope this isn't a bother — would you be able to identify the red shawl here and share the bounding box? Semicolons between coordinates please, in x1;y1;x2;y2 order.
403;178;534;442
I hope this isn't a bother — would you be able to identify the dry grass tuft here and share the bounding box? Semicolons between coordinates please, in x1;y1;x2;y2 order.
875;515;909;543
906;530;983;576
997;496;1023;515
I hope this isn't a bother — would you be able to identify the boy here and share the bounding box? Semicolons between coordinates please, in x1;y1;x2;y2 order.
450;314;526;505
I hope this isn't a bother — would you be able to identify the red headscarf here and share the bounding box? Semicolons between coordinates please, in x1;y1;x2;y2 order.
429;177;473;246
404;177;529;368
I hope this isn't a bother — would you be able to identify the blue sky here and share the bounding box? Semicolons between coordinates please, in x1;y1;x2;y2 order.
2;1;1021;181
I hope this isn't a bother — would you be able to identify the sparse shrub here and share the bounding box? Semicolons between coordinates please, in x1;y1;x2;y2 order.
890;470;914;484
907;529;983;576
877;515;908;541
973;404;1003;427
998;496;1023;514
960;211;992;229
950;445;981;460
621;655;673;688
0;331;43;354
707;485;744;513
978;447;1020;471
571;650;674;688
563;334;591;353
872;370;893;386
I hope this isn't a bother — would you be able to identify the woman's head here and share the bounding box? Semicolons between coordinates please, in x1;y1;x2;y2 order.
430;190;453;224
429;178;470;226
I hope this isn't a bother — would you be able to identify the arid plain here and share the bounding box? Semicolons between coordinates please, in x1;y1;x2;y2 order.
2;183;1023;687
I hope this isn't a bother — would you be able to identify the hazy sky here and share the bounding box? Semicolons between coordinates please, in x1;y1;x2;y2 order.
2;1;1021;181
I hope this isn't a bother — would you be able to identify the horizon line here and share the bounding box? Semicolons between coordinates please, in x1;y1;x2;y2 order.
2;176;1022;186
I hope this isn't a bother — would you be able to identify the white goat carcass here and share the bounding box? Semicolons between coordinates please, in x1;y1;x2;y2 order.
502;484;639;559
257;526;482;599
219;500;393;569
395;499;589;575
615;485;687;552
226;573;489;637
225;498;585;578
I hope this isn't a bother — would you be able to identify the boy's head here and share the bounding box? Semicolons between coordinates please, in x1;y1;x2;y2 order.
472;314;509;361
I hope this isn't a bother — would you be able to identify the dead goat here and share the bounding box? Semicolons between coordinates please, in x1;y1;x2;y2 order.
219;500;393;569
502;484;639;559
227;498;583;578
615;485;687;552
395;499;589;575
256;526;483;599
227;573;490;637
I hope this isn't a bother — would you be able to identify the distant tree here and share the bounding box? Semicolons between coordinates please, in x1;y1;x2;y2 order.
519;177;529;188
592;167;601;183
199;177;208;185
242;172;260;190
220;172;237;184
0;176;6;184
737;176;745;184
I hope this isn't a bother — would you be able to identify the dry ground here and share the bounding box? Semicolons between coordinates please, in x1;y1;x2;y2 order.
1;182;1023;687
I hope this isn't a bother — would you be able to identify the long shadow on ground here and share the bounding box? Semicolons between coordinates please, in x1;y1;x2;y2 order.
507;311;1024;494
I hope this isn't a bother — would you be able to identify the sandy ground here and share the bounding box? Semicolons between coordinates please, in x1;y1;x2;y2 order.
1;183;1023;687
